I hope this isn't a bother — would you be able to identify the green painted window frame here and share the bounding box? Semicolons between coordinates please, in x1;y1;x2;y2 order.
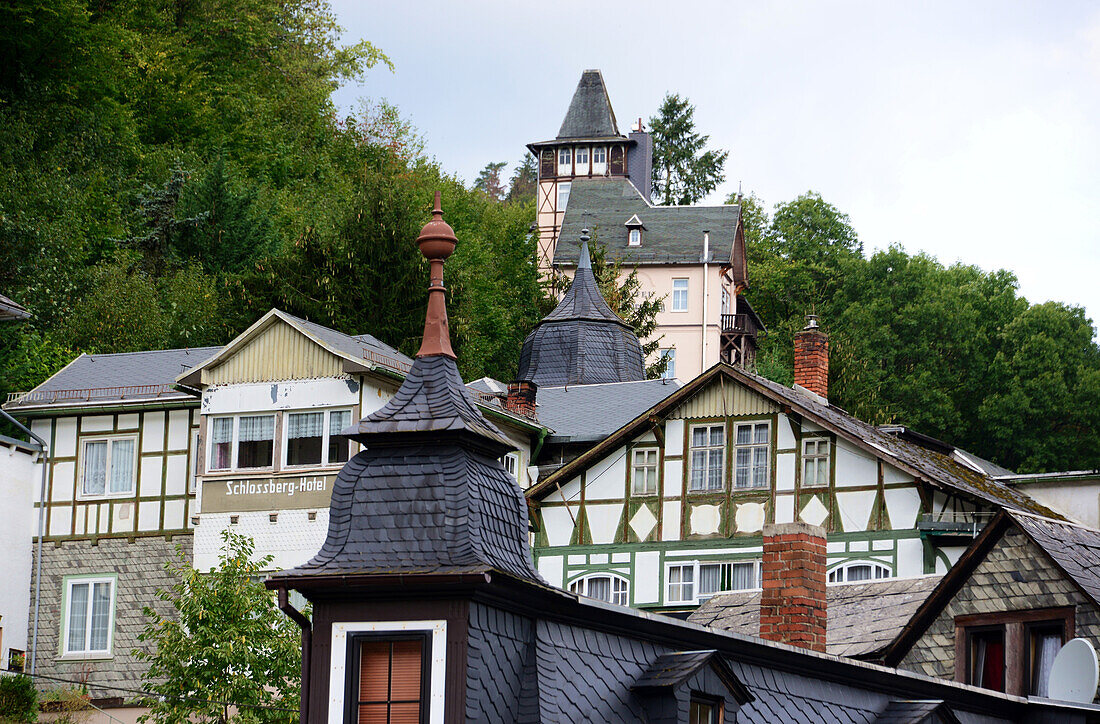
801;437;831;488
59;572;118;659
631;448;659;495
733;421;770;489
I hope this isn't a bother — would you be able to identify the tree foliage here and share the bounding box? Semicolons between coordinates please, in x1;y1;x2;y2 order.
473;161;507;202
507;153;538;204
650;93;728;205
136;530;300;724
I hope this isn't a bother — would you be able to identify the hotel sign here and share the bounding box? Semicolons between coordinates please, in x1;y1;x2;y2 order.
201;473;336;513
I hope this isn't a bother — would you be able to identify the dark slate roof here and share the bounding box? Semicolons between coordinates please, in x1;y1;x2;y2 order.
6;346;221;408
689;576;943;659
0;293;30;321
518;237;646;387
279;354;544;584
537;379;681;443
874;700;961;724
557;69;621;140
1009;510;1100;607
553;177;741;266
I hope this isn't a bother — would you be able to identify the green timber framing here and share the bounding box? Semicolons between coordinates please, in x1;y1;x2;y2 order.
527;363;1056;613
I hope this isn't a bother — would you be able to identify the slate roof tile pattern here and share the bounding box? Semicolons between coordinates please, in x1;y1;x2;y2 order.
689;576;943;659
556;69;621;140
282;355;543;584
286;311;412;370
518;237;647;387
874;699;960;724
0;293;30;321
631;650;722;689
537;379;682;443
553;177;741;266
1009;510;1100;607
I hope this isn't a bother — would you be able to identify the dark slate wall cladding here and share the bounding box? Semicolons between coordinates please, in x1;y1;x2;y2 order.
900;528;1100;683
728;659;885;724
465;602;532;722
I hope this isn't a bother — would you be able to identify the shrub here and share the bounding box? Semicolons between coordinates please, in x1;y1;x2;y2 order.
0;674;36;723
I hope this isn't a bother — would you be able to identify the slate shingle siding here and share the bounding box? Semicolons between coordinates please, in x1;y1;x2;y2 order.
899;528;1100;681
29;536;187;699
465;603;532;722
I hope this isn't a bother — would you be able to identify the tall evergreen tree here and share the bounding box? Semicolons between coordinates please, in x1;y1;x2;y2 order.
650;93;728;205
473;161;507;202
506;153;538;204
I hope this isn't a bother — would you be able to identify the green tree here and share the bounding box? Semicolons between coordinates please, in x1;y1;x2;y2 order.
506;153;538;204
649;93;728;205
137;529;300;724
0;673;37;723
473;161;507;202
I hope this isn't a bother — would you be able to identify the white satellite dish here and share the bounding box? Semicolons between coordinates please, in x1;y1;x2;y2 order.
1048;637;1099;703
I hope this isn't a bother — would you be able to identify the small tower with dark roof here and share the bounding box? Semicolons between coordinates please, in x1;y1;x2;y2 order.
516;229;646;387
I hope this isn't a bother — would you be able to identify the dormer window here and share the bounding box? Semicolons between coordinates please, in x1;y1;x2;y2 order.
629;229;641;246
558;147;572;175
625;214;644;246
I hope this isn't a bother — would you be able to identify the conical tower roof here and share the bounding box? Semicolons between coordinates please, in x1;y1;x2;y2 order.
517;232;646;387
275;193;543;585
557;69;621;140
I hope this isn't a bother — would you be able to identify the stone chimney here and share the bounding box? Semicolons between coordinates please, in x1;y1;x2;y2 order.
759;522;827;653
793;315;828;399
503;380;537;417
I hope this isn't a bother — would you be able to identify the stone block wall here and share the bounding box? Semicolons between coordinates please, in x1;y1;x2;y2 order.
27;535;189;700
899;527;1100;681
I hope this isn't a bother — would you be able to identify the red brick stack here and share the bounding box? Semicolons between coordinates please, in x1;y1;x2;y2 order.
760;522;827;653
793;318;829;398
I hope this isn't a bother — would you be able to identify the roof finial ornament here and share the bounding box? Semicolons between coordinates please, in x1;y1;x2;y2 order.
415;191;457;359
578;227;592;270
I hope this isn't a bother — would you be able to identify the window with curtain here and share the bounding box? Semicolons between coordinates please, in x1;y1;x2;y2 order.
1029;625;1063;696
802;438;830;487
698;561;759;598
957;609;1073;697
569;574;629;606
734;422;769;489
557;181;570;211
81;437;136;497
827;562;891;583
354;638;425;724
210;417;234;470
236;415;274;468
689;424;725;492
328;410;351;464
970;629;1006;692
667;564;694;603
64;577;113;655
632;449;658;495
286;411;323;466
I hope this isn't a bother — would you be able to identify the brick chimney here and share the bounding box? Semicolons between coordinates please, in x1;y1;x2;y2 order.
759;522;827;653
503;380;537;417
793;315;828;399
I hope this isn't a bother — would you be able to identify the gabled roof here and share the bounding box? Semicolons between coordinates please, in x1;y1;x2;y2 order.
557;69;621;140
177;309;411;387
527;363;1055;517
554;178;744;269
689;576;943;660
883;510;1100;666
518;235;646;387
0;293;30;321
874;700;961;724
5;346;221;410
631;649;754;704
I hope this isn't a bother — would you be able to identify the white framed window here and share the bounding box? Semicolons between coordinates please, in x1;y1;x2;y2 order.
189;430;200;493
285;408;352;468
62;575;115;657
592;146;606;165
721;288;731;316
79;436;137;498
632;448;658;495
575;146;589;171
503;452;519;480
659;348;676;380
672;278;689;312
628;229;641;246
569;574;629;606
734;422;769;489
208;414;275;471
802;438;830;487
689;424;724;492
556;181;570;211
667;564;695;603
828;561;891;583
557;147;572;175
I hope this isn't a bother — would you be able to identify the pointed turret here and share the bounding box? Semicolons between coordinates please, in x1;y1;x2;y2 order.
274;193;543;584
517;229;646;387
557;69;620;139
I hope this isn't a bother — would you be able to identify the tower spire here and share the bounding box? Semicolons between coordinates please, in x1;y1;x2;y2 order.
415;191;457;359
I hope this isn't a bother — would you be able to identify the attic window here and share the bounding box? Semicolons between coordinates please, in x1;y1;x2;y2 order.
629;229;641;246
690;696;722;724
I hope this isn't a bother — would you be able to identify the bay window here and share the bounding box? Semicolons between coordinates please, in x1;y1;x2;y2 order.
80;437;136;498
63;576;114;657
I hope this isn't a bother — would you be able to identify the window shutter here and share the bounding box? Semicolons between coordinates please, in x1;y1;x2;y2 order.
357;639;423;723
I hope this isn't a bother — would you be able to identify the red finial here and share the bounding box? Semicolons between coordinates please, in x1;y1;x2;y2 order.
416;191;457;359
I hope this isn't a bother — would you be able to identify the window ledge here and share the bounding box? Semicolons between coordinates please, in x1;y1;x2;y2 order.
59;653;113;662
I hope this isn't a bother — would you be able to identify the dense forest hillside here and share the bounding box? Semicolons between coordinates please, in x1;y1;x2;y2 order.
1;0;1097;473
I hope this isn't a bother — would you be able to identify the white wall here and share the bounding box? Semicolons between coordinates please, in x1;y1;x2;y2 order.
0;441;40;670
1013;479;1100;528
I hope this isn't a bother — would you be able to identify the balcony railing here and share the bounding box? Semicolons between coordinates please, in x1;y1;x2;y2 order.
721;314;751;334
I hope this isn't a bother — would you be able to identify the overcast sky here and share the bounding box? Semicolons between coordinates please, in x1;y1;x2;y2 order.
331;1;1099;327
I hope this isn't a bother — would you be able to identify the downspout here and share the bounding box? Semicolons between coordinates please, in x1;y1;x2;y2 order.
0;408;48;675
702;231;710;370
278;587;311;724
531;425;549;463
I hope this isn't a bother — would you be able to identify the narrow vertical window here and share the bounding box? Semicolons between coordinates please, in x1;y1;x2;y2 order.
632;449;658;495
328;410;352;464
356;639;424;723
672;278;689;311
210;417;234;470
802;438;829;487
1029;625;1064;696
557;147;572;175
592;146;607;171
556;181;570;211
575;146;589;172
628;229;641;246
734;422;769;488
970;629;1006;692
689;425;725;492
